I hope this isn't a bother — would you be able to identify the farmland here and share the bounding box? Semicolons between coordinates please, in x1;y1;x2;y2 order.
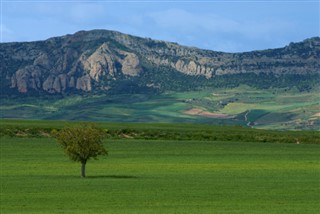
1;86;319;130
1;120;320;213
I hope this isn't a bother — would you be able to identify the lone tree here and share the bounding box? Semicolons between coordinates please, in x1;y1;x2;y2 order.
52;123;107;178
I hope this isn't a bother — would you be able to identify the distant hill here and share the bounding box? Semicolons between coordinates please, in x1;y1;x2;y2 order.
1;30;319;96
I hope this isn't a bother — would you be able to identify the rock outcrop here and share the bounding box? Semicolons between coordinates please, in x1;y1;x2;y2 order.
0;29;319;94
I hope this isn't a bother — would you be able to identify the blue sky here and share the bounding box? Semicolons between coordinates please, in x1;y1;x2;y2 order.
1;0;319;52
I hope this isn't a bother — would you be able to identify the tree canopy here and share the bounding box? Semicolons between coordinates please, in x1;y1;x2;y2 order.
52;123;107;177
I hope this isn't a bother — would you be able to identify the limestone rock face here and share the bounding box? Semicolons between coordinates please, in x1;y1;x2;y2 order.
58;74;68;91
33;53;51;69
81;43;116;81
11;66;42;93
1;29;319;95
81;43;141;82
43;76;55;93
76;75;92;91
120;52;141;76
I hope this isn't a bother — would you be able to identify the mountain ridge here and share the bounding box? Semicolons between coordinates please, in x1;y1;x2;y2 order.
1;29;319;95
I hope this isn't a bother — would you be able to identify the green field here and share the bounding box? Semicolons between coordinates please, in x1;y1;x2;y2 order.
1;120;320;213
1;86;319;130
1;119;319;144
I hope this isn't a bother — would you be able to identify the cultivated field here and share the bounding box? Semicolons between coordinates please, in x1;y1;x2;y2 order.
1;86;319;130
1;120;320;213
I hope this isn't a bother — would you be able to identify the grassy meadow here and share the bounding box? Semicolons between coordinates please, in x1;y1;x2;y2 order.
1;120;320;213
1;86;319;130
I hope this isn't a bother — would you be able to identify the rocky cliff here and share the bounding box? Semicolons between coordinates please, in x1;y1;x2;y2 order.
1;30;319;95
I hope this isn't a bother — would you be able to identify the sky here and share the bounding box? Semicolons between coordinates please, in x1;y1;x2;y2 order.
1;0;319;52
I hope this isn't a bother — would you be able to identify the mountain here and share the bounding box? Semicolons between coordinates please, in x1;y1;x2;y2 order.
1;29;319;96
1;30;320;130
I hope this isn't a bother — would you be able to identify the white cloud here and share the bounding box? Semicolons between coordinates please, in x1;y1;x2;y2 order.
1;2;308;52
143;8;296;52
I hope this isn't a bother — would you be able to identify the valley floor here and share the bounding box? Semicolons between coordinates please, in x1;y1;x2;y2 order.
1;137;319;213
1;86;319;130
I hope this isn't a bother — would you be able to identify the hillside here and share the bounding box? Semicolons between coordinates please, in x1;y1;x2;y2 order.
1;30;319;130
1;29;319;95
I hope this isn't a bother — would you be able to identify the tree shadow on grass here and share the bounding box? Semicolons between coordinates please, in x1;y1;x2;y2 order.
88;175;140;179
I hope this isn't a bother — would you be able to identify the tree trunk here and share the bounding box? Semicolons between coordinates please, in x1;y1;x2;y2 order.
81;161;86;178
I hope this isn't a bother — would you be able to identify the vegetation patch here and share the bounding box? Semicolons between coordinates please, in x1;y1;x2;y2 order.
1;136;319;213
0;86;319;130
1;120;319;144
